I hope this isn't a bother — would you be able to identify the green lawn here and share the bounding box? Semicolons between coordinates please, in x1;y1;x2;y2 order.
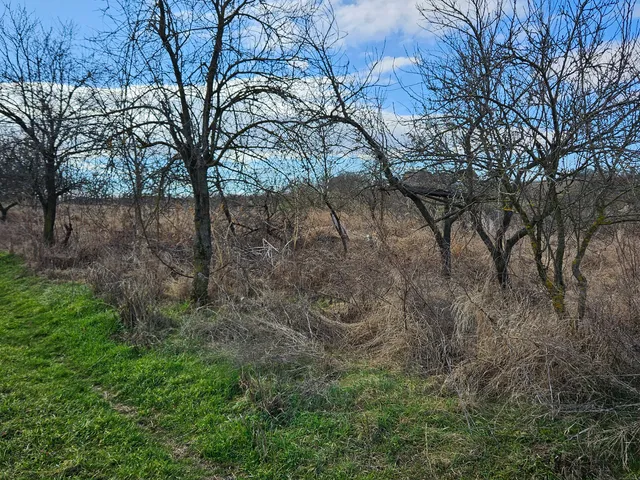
0;253;637;479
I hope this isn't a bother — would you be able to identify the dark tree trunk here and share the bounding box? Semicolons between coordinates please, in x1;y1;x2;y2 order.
493;253;510;288
326;200;349;256
190;164;213;306
42;198;57;246
441;216;453;277
475;208;528;290
571;209;604;332
0;202;18;222
61;221;73;247
42;157;58;246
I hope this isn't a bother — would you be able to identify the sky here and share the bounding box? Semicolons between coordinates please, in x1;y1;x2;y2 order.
14;0;429;112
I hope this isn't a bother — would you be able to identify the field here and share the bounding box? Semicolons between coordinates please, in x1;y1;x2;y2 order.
1;0;640;476
1;199;640;478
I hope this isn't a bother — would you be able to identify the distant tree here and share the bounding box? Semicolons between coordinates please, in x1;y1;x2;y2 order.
411;0;533;288
495;0;640;323
0;137;29;221
301;22;458;276
284;122;355;255
0;5;99;244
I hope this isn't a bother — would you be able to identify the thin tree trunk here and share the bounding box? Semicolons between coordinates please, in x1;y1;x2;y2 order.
326;199;348;256
133;164;144;239
551;187;567;317
441;216;453;277
213;167;235;236
190;164;213;305
0;202;18;222
43;158;57;246
42;198;57;246
571;210;604;331
474;208;528;289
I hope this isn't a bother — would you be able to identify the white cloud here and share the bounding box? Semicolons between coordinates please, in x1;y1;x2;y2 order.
333;0;422;45
371;55;417;75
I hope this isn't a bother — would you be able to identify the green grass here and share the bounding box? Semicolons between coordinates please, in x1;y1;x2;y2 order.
0;252;637;479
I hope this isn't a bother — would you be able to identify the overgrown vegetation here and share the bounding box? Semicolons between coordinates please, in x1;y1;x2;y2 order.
1;253;639;479
1;0;640;477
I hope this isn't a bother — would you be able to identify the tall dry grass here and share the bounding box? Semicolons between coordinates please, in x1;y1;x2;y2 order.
1;198;639;410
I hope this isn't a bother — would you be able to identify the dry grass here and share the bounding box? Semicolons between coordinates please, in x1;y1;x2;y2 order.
2;199;640;410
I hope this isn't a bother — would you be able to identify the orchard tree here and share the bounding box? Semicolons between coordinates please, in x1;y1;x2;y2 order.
410;0;533;288
301;21;460;276
283;122;355;255
108;0;318;304
418;0;640;324
0;137;28;221
0;5;98;244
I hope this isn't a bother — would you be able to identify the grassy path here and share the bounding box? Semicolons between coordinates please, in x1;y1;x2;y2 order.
0;253;637;479
0;254;219;479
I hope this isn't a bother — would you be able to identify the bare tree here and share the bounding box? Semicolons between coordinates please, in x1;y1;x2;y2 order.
498;0;640;321
105;104;180;242
411;0;534;288
565;158;640;324
418;0;640;323
301;24;458;276
107;0;317;304
283;122;355;255
0;5;98;244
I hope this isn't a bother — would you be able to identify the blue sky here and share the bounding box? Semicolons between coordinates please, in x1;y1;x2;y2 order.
17;0;106;34
17;0;428;53
15;0;428;112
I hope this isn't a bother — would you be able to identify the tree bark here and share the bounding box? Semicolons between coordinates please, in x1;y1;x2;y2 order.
326;200;349;256
41;156;58;246
441;216;453;277
42;197;57;246
474;208;528;289
190;164;213;305
0;202;18;222
571;210;604;331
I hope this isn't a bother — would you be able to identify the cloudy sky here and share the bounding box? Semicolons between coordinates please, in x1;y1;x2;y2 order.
15;0;427;111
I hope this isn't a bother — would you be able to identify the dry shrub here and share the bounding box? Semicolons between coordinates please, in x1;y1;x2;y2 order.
345;277;456;373
86;250;174;342
448;283;640;405
180;290;344;366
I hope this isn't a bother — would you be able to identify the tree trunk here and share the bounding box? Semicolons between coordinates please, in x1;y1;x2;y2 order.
327;200;349;257
42;158;58;246
190;164;213;306
551;189;567;317
573;268;587;330
0;202;18;222
571;210;604;332
213;167;235;236
43;197;57;246
133;164;144;239
474;209;528;289
441;216;453;277
492;253;509;288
